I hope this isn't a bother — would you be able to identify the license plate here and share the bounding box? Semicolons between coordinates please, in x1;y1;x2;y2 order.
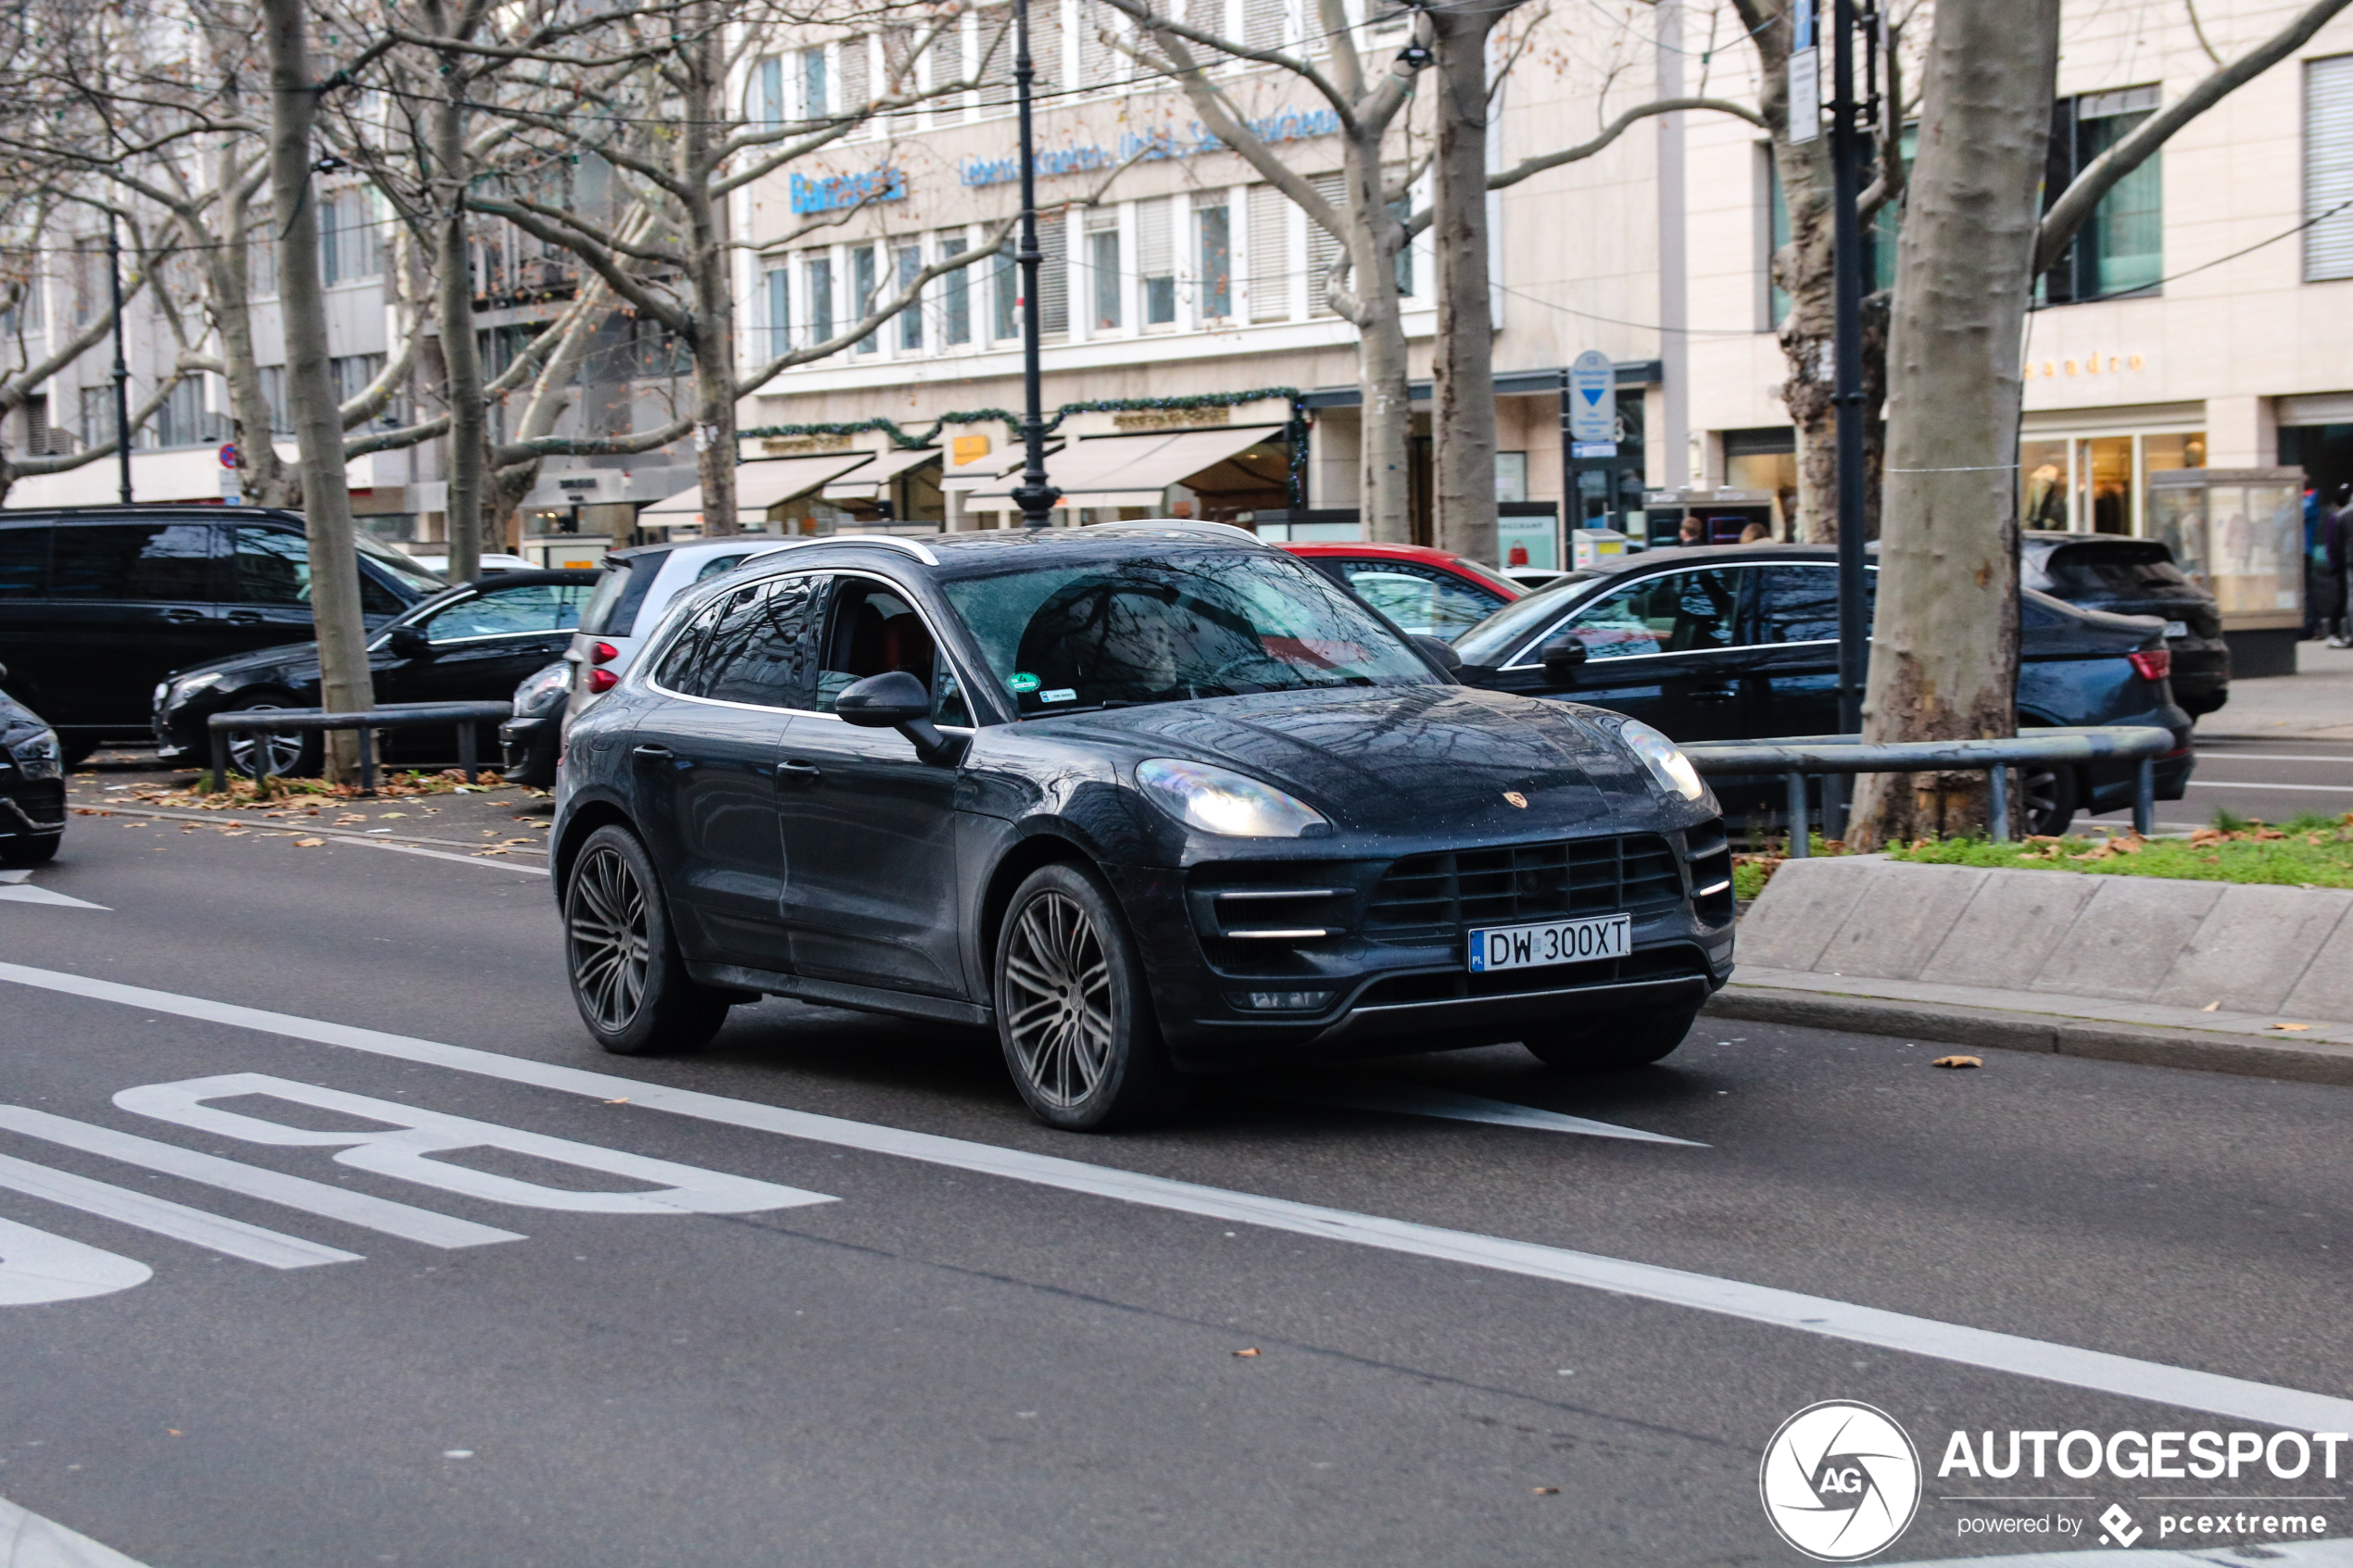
2164;620;2189;638
1467;913;1631;972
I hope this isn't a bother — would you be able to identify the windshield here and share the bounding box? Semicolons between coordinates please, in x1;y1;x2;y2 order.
1453;572;1604;665
354;533;448;596
940;549;1435;715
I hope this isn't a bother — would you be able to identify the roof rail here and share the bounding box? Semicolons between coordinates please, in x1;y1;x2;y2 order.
1081;518;1269;546
739;533;941;567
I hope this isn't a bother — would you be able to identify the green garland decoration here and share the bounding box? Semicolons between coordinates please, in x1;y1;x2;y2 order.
740;386;1311;508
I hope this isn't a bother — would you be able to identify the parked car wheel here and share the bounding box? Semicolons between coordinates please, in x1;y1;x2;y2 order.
564;824;734;1055
222;694;322;779
0;834;58;867
2020;760;2079;836
1524;1001;1700;1071
994;862;1186;1132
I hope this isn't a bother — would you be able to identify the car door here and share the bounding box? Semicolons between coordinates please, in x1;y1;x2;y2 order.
1482;565;1756;742
627;574;818;972
1747;563;1875;737
774;572;968;999
42;521;226;727
378;578;595;759
215;524;421;662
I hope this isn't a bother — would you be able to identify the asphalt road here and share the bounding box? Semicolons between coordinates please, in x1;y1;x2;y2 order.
0;812;2347;1567
2088;735;2353;833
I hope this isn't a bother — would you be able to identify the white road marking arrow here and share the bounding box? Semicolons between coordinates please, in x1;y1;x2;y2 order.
1270;1080;1705;1146
0;884;107;910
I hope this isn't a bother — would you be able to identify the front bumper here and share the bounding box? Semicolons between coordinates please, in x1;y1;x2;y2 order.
1110;819;1738;1069
0;779;66;843
500;714;553;772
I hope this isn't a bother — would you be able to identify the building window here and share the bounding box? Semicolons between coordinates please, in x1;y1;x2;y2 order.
2041;86;2161;304
1246;184;1289;322
321;189;382;286
762;266;790;358
840;35;871;118
801;45;829;117
2020;429;2208;534
154;377;228;449
1137;197;1176;325
852;245;877;352
2306;55;2353;282
993;241;1018;340
941;235;971;345
77;386;110;447
258;366;294;434
1085;207;1120;332
1037;214;1068;336
750;56;785;126
807;255;836;343
330;353;384;409
1197;203;1231;320
896;244;925;349
1306;173;1344;318
1763;146;1790;329
246;227;279;297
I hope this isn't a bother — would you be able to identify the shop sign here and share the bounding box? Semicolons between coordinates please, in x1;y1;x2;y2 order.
960;107;1341;187
2025;352;2147;379
1113;408;1231;431
761;432;856;456
790;168;907;214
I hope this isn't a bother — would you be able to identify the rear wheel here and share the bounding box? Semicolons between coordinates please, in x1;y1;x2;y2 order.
994;862;1185;1131
1524;1001;1701;1071
564;824;733;1056
2020;761;2079;836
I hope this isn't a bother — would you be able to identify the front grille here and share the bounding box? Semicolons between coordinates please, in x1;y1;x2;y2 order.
1355;944;1712;1007
1364;834;1684;946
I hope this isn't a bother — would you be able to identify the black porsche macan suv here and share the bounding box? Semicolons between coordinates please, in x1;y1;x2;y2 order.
552;523;1736;1130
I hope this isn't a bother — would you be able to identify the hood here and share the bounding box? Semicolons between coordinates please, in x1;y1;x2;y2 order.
170;639;333;687
1035;684;1661;837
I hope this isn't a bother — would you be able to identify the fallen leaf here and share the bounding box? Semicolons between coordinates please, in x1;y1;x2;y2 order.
293;837;325;847
2271;1022;2312;1032
166;1430;182;1436
2201;1000;2221;1012
1232;1348;1261;1358
1531;1487;1559;1496
601;1097;629;1105
1931;1055;1982;1070
376;811;409;819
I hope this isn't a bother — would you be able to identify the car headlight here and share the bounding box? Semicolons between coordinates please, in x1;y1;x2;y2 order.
1135;759;1330;838
167;671;224;708
513;664;572;717
1616;719;1707;803
8;728;61;781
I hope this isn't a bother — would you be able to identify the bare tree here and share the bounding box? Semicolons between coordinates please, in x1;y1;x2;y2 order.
1845;0;2058;848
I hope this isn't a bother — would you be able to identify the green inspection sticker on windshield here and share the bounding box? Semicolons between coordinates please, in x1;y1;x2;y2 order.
1009;672;1041;693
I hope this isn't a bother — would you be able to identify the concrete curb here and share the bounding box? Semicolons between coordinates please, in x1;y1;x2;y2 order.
1705;984;2353;1087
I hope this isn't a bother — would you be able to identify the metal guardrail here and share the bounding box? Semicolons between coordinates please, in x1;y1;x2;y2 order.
207;700;515;795
1679;725;2178;854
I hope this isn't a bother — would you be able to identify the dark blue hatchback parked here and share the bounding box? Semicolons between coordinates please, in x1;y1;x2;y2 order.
554;524;1741;1130
1451;544;2194;834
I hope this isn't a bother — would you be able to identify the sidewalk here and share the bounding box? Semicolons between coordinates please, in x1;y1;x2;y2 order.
2193;639;2353;740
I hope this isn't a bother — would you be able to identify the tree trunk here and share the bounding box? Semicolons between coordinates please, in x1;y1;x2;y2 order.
685;10;737;537
428;10;489;583
1847;0;2059;849
1427;1;1512;565
1340;128;1412;546
260;0;372;782
206;126;297;509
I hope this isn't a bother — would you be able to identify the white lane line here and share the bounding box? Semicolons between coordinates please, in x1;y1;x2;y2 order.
0;885;107;910
0;1147;359;1269
2183;780;2353;793
0;1488;152;1567
347;838;548;874
2192;754;2353;763
0;959;2347;1434
1893;1538;2353;1567
1272;1081;1705;1146
0;1106;524;1249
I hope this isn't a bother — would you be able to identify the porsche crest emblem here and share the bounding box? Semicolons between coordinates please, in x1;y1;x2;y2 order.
1503;791;1529;809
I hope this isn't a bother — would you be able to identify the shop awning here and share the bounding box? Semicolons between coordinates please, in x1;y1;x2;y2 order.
965;425;1287;511
637;453;875;527
822;446;942;500
941;443;1054;495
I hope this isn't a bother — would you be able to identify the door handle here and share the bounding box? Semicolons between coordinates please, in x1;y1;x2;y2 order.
160;608;206;623
1689;686;1739;702
777;759;824;783
632;744;675;759
226;610;266;625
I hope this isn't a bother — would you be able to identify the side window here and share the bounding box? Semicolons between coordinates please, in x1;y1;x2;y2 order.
1550;568;1745;660
814;577;968;725
422;581;593;641
697;576;819;708
1755;565;1841;643
1340;562;1504;639
0;525;48;597
650;597;724;693
50;523;215;600
226;526;310;605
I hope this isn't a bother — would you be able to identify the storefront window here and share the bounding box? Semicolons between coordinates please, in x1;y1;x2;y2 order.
2077;434;2134;534
2020;440;2069;530
2015;431;2206;533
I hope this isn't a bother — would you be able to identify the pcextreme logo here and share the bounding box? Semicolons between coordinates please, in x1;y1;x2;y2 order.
1760;1401;1925;1562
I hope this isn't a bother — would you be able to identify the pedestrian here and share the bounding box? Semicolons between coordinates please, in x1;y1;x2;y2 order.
1678;515;1705;547
1738;521;1770;543
2328;488;2353;647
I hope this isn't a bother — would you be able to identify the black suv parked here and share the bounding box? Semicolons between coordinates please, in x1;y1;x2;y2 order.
0;506;446;763
2020;533;2229;716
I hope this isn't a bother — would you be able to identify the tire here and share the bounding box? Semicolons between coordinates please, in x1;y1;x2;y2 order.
222;693;323;780
994;861;1186;1131
0;834;59;867
1524;1001;1701;1071
2020;761;2079;836
57;739;96;771
563;824;734;1056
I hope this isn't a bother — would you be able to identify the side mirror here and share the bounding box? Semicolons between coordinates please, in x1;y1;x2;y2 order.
387;625;436;661
1539;636;1589;688
1412;634;1462;675
835;670;965;766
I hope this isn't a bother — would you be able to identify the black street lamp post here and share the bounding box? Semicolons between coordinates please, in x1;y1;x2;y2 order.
107;216;134;505
1008;0;1061;529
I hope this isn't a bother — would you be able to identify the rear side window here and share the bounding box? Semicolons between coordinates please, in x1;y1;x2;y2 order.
225;526;309;605
578;551;667;636
49;523;215;600
2044;545;2191;595
1754;564;1877;643
653;576;818;708
0;525;47;597
1332;559;1505;639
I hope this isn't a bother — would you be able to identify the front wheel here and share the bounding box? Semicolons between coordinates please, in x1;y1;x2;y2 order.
0;834;59;867
222;694;323;779
2020;761;2079;837
564;824;734;1056
1525;1001;1701;1071
994;862;1185;1131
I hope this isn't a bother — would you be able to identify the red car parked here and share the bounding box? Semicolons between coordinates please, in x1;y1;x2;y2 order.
1278;541;1524;640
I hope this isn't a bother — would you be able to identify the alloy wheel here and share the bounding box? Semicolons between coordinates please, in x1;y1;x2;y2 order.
569;846;651;1033
226;707;307;777
1002;891;1114;1108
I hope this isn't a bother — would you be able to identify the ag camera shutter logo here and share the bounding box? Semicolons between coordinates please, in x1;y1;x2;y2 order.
1760;1400;1923;1561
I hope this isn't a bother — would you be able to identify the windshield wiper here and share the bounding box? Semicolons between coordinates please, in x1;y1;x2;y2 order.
1024;698;1150;718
